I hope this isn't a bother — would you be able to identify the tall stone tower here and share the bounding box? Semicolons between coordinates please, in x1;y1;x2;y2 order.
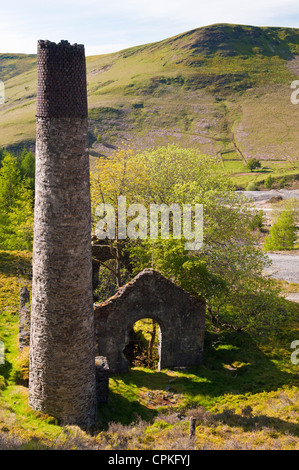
29;40;97;427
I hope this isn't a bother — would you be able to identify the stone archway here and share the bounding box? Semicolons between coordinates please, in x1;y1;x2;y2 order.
94;269;205;374
123;315;163;370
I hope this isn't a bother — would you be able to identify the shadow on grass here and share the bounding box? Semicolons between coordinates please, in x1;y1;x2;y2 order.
96;389;158;429
253;168;272;174
96;330;299;428
212;408;299;437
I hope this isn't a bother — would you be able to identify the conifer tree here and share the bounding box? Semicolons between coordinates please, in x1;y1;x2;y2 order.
0;153;34;249
264;209;297;251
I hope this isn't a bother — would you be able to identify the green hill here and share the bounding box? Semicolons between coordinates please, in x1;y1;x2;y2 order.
1;23;299;180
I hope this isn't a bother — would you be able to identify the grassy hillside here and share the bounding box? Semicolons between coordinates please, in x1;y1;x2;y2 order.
0;53;37;82
0;250;299;450
0;23;299;184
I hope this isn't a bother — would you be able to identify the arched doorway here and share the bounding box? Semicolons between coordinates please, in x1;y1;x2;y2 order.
123;318;161;370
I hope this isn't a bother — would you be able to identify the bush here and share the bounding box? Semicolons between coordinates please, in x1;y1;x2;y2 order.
249;211;264;230
264;175;275;189
267;196;283;204
246;182;258;191
278;177;286;189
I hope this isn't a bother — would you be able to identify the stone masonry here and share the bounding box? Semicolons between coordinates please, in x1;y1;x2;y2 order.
29;40;97;427
18;287;31;351
94;269;206;374
95;356;109;404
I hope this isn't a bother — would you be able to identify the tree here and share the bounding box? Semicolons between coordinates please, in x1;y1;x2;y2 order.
129;237;282;333
247;158;261;172
264;208;297;251
90;144;292;333
90;144;149;286
132;145;292;332
0;153;34;250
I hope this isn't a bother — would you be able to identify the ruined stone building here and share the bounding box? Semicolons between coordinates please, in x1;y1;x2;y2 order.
94;269;205;374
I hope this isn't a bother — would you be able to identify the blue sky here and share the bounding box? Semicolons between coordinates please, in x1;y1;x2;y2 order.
1;0;299;56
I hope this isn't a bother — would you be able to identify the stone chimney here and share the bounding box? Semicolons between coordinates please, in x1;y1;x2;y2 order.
29;40;97;427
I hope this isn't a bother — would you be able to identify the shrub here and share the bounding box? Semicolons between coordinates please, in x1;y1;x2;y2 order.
278;177;286;189
267;196;283;204
264;175;275;189
246;182;258;191
249;211;264;230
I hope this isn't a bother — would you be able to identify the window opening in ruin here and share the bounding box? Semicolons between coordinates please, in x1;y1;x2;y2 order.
123;318;161;370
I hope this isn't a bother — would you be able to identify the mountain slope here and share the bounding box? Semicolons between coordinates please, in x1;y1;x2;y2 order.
0;23;299;173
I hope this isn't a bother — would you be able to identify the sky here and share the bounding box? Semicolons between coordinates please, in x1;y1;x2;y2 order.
1;0;299;56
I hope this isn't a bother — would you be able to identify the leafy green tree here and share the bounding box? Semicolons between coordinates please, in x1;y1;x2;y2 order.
249;210;265;231
0;153;34;250
130;237;283;334
90;144;149;286
91;144;292;333
247;158;261;172
132;146;292;332
264;209;297;251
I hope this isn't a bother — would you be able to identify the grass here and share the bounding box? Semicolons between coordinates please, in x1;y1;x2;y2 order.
0;249;299;449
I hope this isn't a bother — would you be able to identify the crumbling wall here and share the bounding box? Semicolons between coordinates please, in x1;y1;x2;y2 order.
94;269;205;374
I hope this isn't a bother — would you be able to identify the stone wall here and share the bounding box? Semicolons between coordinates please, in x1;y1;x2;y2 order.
18;287;31;351
95;356;109;404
